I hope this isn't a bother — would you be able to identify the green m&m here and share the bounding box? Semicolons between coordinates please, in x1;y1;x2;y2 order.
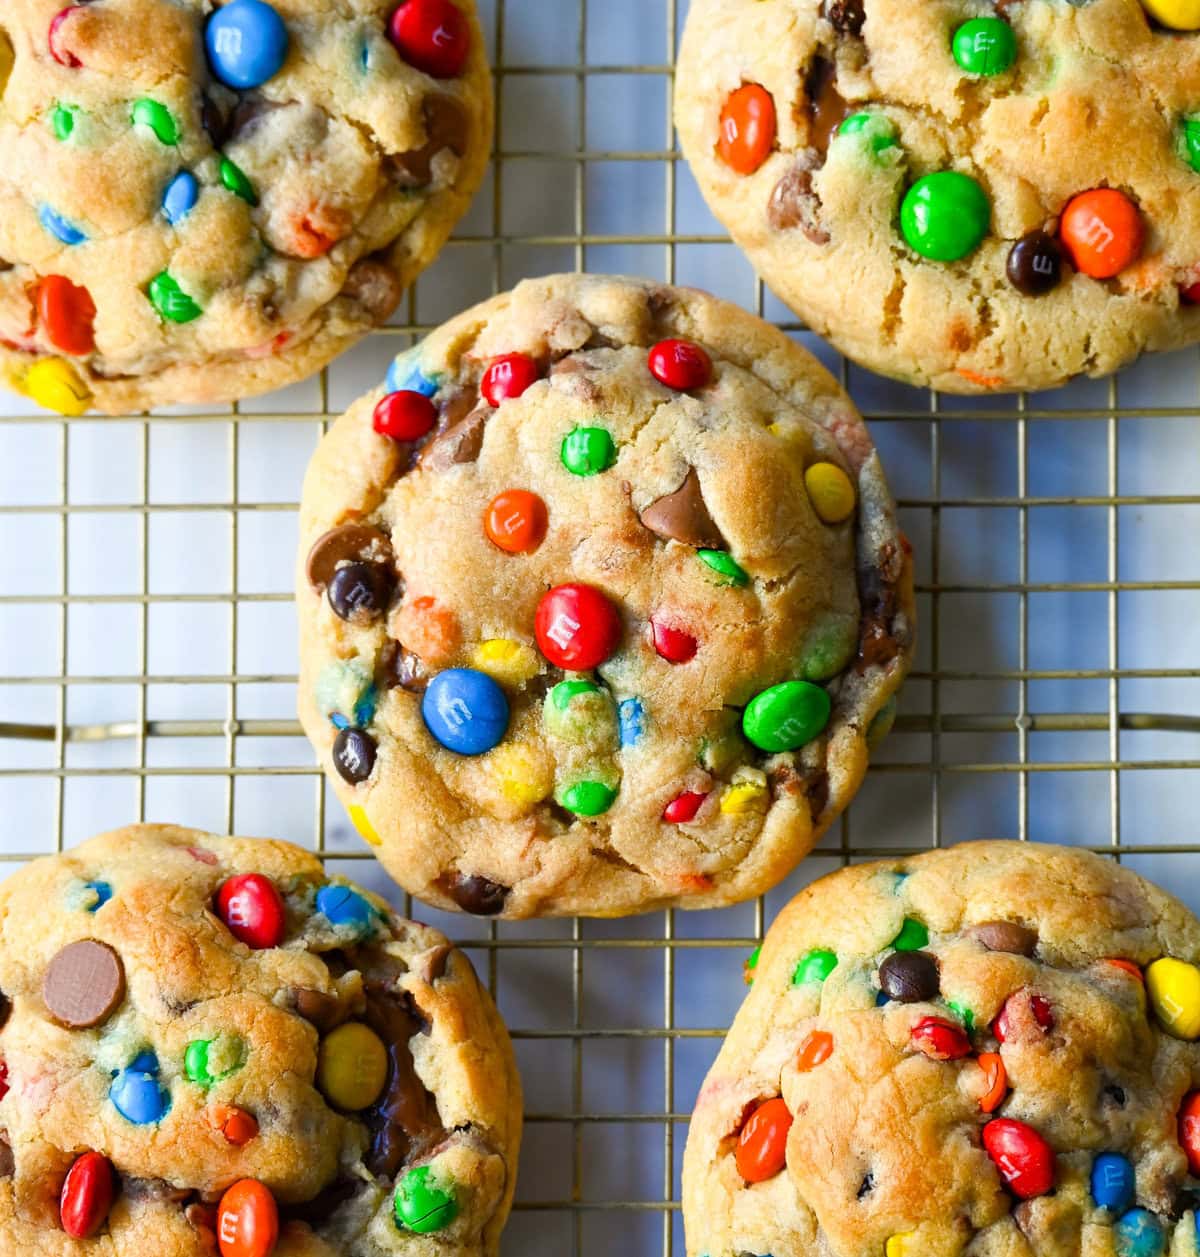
395;1165;458;1234
557;779;618;817
742;680;831;752
184;1034;244;1087
220;156;258;205
793;948;837;985
697;549;749;586
900;171;991;262
561;426;617;476
148;271;203;323
952;17;1017;76
131;98;180;145
50;103;81;142
1182;117;1200;173
838;111;897;154
891;917;929;951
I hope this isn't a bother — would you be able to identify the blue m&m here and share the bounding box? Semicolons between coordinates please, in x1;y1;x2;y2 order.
1114;1208;1165;1257
386;352;438;398
422;668;509;756
205;0;289;90
110;1052;170;1125
316;883;375;932
162;171;199;226
39;205;87;246
1090;1152;1135;1213
84;880;112;911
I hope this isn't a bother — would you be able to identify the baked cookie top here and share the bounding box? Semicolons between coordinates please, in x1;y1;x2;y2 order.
296;273;914;919
675;0;1200;395
682;841;1200;1257
0;0;491;415
0;824;521;1256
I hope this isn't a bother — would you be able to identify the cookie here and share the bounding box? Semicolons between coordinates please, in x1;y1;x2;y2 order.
0;0;491;415
682;841;1200;1257
296;273;914;919
675;0;1200;394
0;824;521;1255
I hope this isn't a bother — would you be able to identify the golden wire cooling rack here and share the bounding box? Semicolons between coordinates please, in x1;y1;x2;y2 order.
1;1;1199;1253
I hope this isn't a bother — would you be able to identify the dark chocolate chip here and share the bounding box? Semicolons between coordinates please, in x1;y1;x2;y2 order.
306;523;393;590
229;97;286;139
1102;1084;1127;1108
340;257;405;324
438;872;510;916
0;1135;12;1179
418;405;491;471
201;96;231;146
327;561;395;624
43;939;125;1028
388;96;470;187
1006;231;1064;297
878;950;940;1003
638;468;726;549
282;1179;360;1226
768;162;830;244
293;987;343;1031
969;920;1038;956
857;1172;874;1200
333;727;377;785
823;0;866;35
0;992;10;1032
806;56;850;156
389;643;430;693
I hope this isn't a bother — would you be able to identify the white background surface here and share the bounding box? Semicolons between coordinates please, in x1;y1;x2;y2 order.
1;1;1199;1253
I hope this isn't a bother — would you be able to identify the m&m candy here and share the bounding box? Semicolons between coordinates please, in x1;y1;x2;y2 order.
395;1164;459;1233
84;880;112;911
50;103;81;142
1140;0;1200;29
485;489;547;554
1114;1208;1165;1257
796;1029;834;1071
890;917;929;951
39;204;87;246
422;668;509;755
185;1035;244;1088
1059;189;1143;280
1090;1151;1135;1213
1178;1090;1200;1174
535;583;621;670
374;389;437;441
220;157;258;205
388;0;471;79
206;0;290;90
663;790;707;823
557;779;618;817
316;883;375;931
976;1052;1007;1112
982;1118;1056;1198
804;462;855;524
131;98;180;146
215;873;286;949
1006;230;1063;296
735;1097;792;1182
1182;117;1200;173
951;17;1017;76
480;352;540;405
561;426;617;476
209;1103;259;1146
900;171;991;262
910;1016;970;1060
697;549;748;586
37;275;96;356
110;1052;171;1125
317;1022;388;1110
60;1151;114;1238
718;84;776;175
878;951;938;1002
48;7;83;67
650;616;697;664
742;680;831;752
148;271;203;324
648;339;712;391
23;357;92;416
162;171;200;226
993;991;1053;1042
1146;956;1200;1038
793;948;837;985
216;1179;279;1257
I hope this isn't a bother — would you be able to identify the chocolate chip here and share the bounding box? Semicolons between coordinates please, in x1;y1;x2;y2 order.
391;644;430;693
43;940;125;1028
1102;1084;1127;1108
969;920;1038;956
857;1172;874;1199
768;162;830;244
229;97;286;138
854;559;901;674
418;405;491;471
201;96;231;146
806;56;850;156
293;987;342;1031
437;872;510;916
388;96;469;187
333;727;377;784
1006;231;1064;297
823;0;865;35
638;468;725;549
282;1179;359;1226
0;1135;12;1179
341;257;405;323
184;1202;218;1245
327;561;395;624
878;950;940;1003
306;523;393;591
0;992;10;1032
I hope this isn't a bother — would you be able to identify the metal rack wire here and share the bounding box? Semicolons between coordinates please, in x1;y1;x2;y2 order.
1;1;1199;1254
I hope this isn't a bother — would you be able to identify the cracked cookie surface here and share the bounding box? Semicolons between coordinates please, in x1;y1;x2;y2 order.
0;0;491;415
675;0;1200;394
683;841;1200;1257
296;273;914;919
0;824;521;1255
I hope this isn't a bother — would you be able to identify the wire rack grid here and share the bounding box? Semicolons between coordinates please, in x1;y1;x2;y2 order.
2;1;1200;1254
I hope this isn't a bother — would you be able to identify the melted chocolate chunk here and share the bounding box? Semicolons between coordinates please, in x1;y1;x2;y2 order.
823;0;866;35
0;1135;12;1179
389;97;470;188
306;523;393;591
436;871;510;916
293;986;344;1032
341;256;405;323
201;96;231;146
419;405;492;471
768;162;830;244
361;983;446;1179
282;1178;360;1225
806;57;850;156
857;1172;874;1200
854;557;902;674
638;468;725;549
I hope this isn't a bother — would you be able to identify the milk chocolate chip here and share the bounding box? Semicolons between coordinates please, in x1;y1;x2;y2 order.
306;524;393;590
389;96;469;187
419;405;491;471
293;987;343;1031
437;872;509;916
768;162;830;244
638;468;725;549
43;939;125;1028
969;920;1038;956
806;56;850;155
341;257;405;323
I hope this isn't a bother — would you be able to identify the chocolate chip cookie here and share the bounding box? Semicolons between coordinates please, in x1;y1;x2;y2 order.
0;824;521;1255
0;0;491;414
296;273;914;919
675;0;1200;394
683;841;1200;1257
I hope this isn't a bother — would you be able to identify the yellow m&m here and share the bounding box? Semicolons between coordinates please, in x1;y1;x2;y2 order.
1139;0;1200;29
348;804;381;847
720;769;769;815
1147;957;1200;1039
472;638;540;687
490;742;554;807
886;1233;917;1257
23;357;92;416
804;462;856;525
316;1022;388;1111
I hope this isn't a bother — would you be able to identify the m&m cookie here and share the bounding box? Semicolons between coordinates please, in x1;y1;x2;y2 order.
684;842;1200;1257
296;274;914;918
0;0;491;414
676;0;1200;393
0;825;521;1255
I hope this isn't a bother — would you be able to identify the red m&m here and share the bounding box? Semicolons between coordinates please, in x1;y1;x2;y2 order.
48;7;83;67
982;1118;1056;1198
60;1151;114;1239
663;791;707;823
388;0;470;79
910;1016;971;1060
481;352;540;406
648;339;712;391
735;1096;792;1183
37;276;96;357
217;1179;279;1257
535;583;621;670
215;874;285;950
373;389;437;442
650;616;697;664
993;992;1053;1042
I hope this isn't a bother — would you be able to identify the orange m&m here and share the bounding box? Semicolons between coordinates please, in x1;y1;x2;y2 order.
209;1103;259;1146
37;275;96;356
796;1029;833;1072
216;1179;278;1257
485;489;548;554
734;1096;792;1183
1059;189;1143;279
976;1052;1007;1113
718;84;776;175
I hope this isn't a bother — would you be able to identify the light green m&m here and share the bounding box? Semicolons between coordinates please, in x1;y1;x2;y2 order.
838;111;897;154
561;426;616;476
543;679;615;744
395;1165;458;1234
793;948;837;985
742;680;831;752
184;1034;244;1088
952;17;1017;76
900;171;991;262
148;271;202;323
